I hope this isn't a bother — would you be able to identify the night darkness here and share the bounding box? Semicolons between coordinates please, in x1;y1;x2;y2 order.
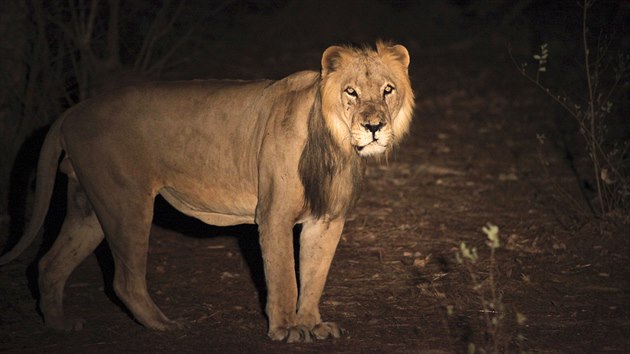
1;0;629;352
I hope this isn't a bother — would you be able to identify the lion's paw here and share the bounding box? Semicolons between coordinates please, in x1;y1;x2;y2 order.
268;327;289;341
149;317;187;331
312;322;343;340
269;325;313;343
269;322;344;343
287;325;313;343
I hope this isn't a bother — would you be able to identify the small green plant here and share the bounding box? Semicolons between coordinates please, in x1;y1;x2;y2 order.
455;223;503;353
511;0;630;218
453;224;530;353
532;43;548;83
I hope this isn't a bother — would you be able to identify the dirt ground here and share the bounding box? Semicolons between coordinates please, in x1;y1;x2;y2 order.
1;44;629;353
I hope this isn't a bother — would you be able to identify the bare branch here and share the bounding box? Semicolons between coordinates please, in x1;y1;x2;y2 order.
135;0;174;71
154;0;239;73
582;0;605;215
84;0;99;46
105;0;121;67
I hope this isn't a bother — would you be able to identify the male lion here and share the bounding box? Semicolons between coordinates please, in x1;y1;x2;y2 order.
0;41;414;342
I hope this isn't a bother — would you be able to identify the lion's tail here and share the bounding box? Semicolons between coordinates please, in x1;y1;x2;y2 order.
0;117;65;265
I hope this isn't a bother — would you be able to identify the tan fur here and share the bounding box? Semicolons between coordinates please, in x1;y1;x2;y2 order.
0;42;414;342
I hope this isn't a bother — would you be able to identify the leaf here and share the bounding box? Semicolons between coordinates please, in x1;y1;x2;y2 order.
468;342;476;354
516;312;527;325
446;305;454;316
460;242;478;262
482;223;500;249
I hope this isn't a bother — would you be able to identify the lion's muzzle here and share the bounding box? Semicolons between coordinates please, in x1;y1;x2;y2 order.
352;106;391;157
359;103;389;132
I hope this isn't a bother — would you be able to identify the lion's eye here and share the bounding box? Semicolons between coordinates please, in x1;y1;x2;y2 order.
344;87;358;98
383;84;395;97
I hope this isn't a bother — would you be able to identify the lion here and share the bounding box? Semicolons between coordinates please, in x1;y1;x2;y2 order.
0;41;414;343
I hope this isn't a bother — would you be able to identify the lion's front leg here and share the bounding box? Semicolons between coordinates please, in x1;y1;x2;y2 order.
258;218;299;341
295;218;345;340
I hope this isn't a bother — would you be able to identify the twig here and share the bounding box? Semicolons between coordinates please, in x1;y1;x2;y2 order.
582;0;606;216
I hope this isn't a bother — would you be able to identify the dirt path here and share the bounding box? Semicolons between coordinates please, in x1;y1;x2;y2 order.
1;47;629;353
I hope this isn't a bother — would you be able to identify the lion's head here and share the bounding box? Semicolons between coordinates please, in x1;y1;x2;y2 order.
299;42;415;219
320;41;415;157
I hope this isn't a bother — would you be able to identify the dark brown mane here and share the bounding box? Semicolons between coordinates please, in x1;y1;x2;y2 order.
298;88;365;219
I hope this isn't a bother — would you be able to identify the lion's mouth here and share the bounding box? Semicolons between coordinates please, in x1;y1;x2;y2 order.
355;141;374;152
355;140;387;156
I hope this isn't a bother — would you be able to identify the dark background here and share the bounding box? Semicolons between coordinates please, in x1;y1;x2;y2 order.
1;0;629;352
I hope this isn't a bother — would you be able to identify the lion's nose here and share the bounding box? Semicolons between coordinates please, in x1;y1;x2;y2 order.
363;122;384;133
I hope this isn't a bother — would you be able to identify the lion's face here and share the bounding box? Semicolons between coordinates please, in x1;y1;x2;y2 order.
320;42;415;157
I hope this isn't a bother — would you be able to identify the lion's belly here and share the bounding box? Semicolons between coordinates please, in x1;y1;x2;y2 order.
159;187;256;226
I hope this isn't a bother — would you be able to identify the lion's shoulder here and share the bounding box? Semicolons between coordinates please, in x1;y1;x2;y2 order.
277;71;320;93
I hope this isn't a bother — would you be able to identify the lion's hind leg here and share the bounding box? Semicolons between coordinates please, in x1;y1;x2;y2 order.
38;180;104;331
96;196;183;331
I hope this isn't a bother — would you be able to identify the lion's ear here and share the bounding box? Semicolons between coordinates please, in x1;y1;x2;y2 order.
389;44;410;69
377;42;410;71
321;46;346;76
